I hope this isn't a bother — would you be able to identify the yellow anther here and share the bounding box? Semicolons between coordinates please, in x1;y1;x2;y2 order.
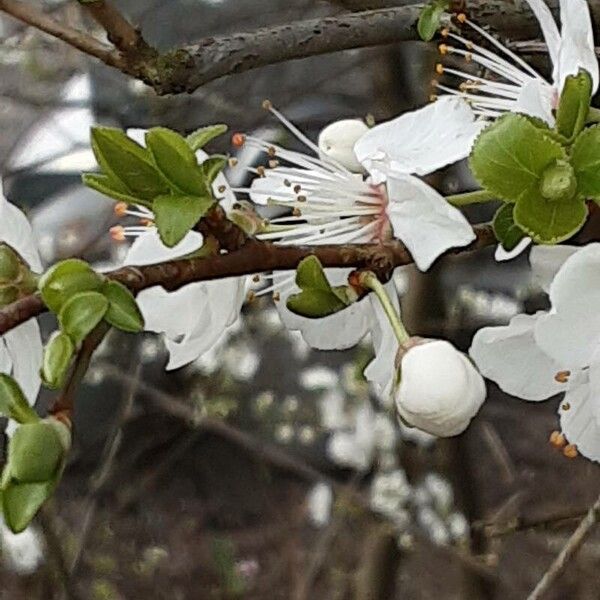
429;94;439;102
246;290;256;303
139;219;154;227
228;158;238;168
438;43;449;55
435;63;445;75
563;444;578;459
272;292;281;302
252;275;260;283
549;430;566;449
262;99;273;111
465;52;473;62
269;159;280;168
297;195;307;203
562;402;571;411
267;146;277;157
218;185;227;194
555;370;571;383
292;208;302;217
257;166;266;177
114;202;128;217
440;27;450;37
457;13;467;24
109;225;126;242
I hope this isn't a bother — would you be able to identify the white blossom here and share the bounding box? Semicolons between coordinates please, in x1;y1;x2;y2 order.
0;185;43;420
306;483;333;528
470;244;600;462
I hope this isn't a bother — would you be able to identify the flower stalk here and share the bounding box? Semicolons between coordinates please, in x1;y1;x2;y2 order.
359;271;410;346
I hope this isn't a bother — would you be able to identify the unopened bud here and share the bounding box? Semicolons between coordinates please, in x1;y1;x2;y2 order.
318;119;369;173
395;339;486;437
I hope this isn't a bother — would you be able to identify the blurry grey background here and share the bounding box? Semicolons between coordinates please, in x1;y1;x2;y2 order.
1;2;600;599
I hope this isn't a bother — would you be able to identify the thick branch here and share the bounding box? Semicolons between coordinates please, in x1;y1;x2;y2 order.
0;225;495;335
3;1;599;95
0;0;125;69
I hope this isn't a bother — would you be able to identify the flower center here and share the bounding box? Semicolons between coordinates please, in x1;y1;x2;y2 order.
540;161;577;203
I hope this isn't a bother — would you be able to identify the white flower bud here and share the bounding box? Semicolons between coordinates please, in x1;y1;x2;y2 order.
395;340;486;437
318;119;369;172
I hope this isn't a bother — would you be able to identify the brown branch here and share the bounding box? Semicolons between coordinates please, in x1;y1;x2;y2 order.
528;492;600;600
81;0;144;53
0;224;496;336
3;1;596;95
0;0;125;69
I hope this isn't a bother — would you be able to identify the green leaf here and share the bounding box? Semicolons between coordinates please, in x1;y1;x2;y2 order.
470;114;567;203
286;256;352;318
286;289;348;318
570;124;600;200
82;173;153;209
514;191;588;244
145;128;207;196
556;70;593;140
0;245;21;284
8;422;64;484
187;124;228;151
417;0;448;42
153;194;214;247
102;280;145;333
41;332;75;390
90;127;168;200
0;375;39;425
202;155;228;185
38;259;104;314
59;291;108;345
295;256;332;291
492;204;527;251
2;480;56;533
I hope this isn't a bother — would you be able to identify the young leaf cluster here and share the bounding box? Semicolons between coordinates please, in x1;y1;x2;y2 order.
0;374;70;532
470;70;598;250
38;259;144;389
83;124;228;247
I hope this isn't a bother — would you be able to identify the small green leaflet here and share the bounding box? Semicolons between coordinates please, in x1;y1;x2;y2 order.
0;375;39;425
187;124;228;152
570;125;600;201
58;291;109;345
41;332;75;390
153;194;214;247
470;114;567;203
102;280;145;333
492;204;527;252
555;70;593;140
418;0;449;42
286;256;354;318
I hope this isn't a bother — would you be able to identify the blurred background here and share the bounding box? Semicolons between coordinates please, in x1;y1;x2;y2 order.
1;1;600;598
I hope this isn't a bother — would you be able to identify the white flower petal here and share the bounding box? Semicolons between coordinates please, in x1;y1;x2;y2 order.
124;229;204;266
248;171;292;205
276;269;372;350
385;174;475;271
494;238;532;262
513;79;556;125
470;313;566;401
364;281;400;406
535;244;600;368
556;0;599;92
0;187;42;272
4;319;43;405
529;244;578;293
318;119;368;173
559;370;600;462
354;96;484;178
526;0;561;67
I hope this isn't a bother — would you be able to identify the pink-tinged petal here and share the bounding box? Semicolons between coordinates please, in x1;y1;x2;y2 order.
4;319;42;405
534;244;600;368
514;79;556;125
495;238;532;262
276;268;372;350
470;313;566;401
559;370;600;462
385;174;475;271
124;229;203;266
526;0;561;66
529;244;578;293
354;96;484;178
0;187;42;272
556;0;598;92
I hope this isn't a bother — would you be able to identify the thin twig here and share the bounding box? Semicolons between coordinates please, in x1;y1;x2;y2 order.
0;0;125;68
527;492;600;600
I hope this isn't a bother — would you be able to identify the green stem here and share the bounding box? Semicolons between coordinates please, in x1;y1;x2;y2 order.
446;190;496;207
587;106;600;124
360;272;410;346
